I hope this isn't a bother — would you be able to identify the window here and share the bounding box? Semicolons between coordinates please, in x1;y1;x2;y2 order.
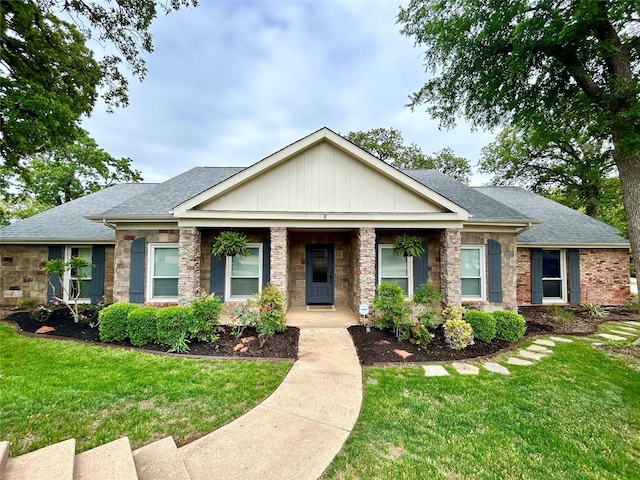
378;245;413;297
148;244;179;299
226;244;262;300
461;246;485;299
542;249;565;301
65;246;92;302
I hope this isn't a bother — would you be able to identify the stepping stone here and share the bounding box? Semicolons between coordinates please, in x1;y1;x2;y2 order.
507;357;534;366
483;362;510;375
632;337;640;346
527;345;552;353
623;321;640;326
598;333;627;341
609;329;636;336
518;349;545;361
451;362;479;375
366;378;378;385
423;365;449;377
613;326;638;333
533;339;556;347
549;336;573;343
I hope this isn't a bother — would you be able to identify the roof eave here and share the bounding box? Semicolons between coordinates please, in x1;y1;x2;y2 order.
517;241;630;248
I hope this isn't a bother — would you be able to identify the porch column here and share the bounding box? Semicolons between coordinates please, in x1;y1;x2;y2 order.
270;227;288;306
178;226;201;305
357;227;376;309
440;228;461;306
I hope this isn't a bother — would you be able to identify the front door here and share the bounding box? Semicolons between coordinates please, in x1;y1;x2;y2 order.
305;244;334;304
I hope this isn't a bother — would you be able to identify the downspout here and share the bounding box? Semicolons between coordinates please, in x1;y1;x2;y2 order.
102;219;117;230
516;222;533;235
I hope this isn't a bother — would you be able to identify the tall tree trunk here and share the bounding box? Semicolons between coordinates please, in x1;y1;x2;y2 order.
615;151;640;278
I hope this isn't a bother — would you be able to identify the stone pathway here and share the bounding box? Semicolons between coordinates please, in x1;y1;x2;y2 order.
422;320;640;378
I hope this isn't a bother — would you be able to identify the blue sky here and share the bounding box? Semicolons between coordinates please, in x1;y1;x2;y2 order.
83;0;496;184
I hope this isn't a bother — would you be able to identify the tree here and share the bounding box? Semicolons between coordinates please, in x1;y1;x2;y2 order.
1;0;196;167
398;1;640;266
345;127;472;183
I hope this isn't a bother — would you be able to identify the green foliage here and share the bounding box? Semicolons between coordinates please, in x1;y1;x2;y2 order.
392;234;425;258
579;303;609;318
443;318;474;350
156;306;192;353
212;231;250;258
493;310;526;343
42;256;93;323
413;282;441;306
373;282;410;331
411;324;434;347
418;310;442;330
98;303;139;342
189;294;222;342
252;284;287;348
229;304;259;339
463;310;497;343
547;305;574;325
126;307;157;347
441;305;464;323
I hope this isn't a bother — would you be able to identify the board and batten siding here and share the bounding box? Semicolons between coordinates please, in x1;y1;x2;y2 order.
199;142;446;214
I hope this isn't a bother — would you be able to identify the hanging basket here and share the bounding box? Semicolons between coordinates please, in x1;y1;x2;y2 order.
392;234;425;257
212;231;250;258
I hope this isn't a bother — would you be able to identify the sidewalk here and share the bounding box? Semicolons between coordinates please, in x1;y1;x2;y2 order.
178;327;362;480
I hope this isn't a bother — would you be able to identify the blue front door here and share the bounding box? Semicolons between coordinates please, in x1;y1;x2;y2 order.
305;244;334;304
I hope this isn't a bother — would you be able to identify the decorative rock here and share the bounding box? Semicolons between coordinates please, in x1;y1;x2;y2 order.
423;365;449;377
233;343;245;352
409;338;417;344
394;349;414;360
527;345;552;353
241;336;256;344
451;362;479;375
240;347;248;353
35;326;55;334
609;329;635;336
598;333;627;341
549;336;573;343
533;339;556;347
518;349;545;361
375;339;392;345
483;362;510;375
507;357;534;366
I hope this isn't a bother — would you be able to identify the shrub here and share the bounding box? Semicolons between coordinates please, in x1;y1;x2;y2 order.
126;307;158;346
464;310;497;343
442;305;464;323
229;304;259;338
156;306;192;352
493;310;526;342
373;282;410;331
189;293;222;342
443;318;474;350
413;282;441;306
16;298;40;310
547;305;573;325
579;302;608;318
253;284;287;348
99;303;139;342
411;324;434;347
418;310;442;330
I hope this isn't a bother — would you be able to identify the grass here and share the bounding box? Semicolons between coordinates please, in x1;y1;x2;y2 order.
323;330;640;479
0;323;291;457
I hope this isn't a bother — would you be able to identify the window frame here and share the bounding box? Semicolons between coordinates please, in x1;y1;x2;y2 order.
460;245;486;300
147;243;180;302
377;244;413;299
542;249;566;303
63;246;93;304
225;243;263;301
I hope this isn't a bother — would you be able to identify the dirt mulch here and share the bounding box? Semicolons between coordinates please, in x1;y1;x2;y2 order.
518;305;640;334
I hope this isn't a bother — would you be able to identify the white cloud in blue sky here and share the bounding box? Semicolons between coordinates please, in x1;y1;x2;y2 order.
83;0;496;184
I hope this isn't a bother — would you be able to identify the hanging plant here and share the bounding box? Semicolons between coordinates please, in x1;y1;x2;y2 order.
392;234;425;257
212;231;250;258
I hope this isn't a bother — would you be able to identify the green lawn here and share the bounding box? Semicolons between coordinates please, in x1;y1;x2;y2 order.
324;332;640;480
0;323;291;456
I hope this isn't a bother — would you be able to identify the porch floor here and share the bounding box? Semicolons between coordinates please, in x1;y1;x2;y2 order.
286;306;360;328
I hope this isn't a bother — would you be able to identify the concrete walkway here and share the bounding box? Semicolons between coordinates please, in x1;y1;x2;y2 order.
178;325;362;480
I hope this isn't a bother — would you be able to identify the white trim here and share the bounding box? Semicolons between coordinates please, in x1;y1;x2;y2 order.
542;249;566;303
63;246;93;304
224;244;263;301
377;244;414;299
147;243;179;302
461;245;486;300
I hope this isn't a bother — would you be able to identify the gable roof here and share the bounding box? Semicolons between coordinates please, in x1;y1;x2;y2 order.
0;183;154;243
476;186;629;246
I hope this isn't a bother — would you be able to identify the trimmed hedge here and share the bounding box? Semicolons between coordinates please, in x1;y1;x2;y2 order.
464;310;497;343
99;303;139;342
189;294;222;342
126;307;158;346
493;310;526;342
156;306;192;351
443;318;474;350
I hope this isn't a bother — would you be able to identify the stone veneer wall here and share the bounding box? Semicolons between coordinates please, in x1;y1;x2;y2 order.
516;247;630;305
178;227;201;305
461;231;518;311
440;229;462;306
270;227;288;306
356;228;376;310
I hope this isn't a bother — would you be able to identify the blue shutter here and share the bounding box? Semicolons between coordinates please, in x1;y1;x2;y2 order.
487;239;503;302
531;248;543;304
210;249;225;302
47;246;63;302
90;246;106;304
568;249;581;304
413;241;428;294
262;238;271;285
129;237;146;303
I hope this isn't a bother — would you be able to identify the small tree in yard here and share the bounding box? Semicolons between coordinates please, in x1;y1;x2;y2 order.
42;257;93;323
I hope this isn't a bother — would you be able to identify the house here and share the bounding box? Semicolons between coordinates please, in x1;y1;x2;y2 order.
0;128;631;312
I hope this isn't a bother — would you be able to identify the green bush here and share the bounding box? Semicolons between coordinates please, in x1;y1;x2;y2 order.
189;293;222;342
442;305;464;323
464;310;497;343
493;310;526;342
443;318;474;350
418;310;442;330
253;284;287;347
411;324;434;347
413;282;441;306
126;307;158;346
99;303;139;342
156;306;192;352
373;282;410;331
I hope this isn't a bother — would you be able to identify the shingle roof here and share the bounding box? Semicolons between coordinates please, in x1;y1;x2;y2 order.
0;183;154;242
476;186;628;245
402;170;532;221
101;167;245;216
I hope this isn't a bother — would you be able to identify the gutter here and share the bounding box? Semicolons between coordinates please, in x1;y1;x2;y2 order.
516;222;533;235
102;219;117;230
